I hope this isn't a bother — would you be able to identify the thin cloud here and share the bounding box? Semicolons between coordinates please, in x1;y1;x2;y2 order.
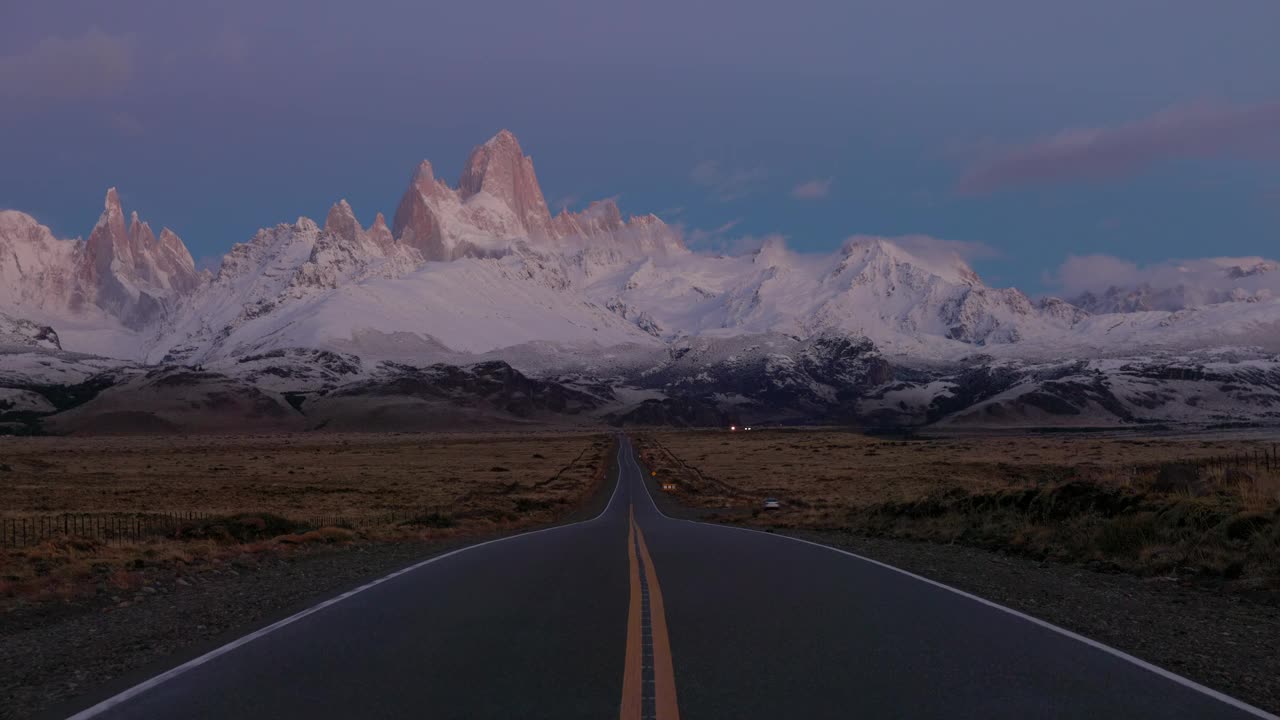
791;178;833;200
684;218;745;249
553;194;581;212
690;160;767;201
729;233;786;256
959;101;1280;194
1049;253;1280;308
711;218;741;234
890;235;1001;263
0;28;134;103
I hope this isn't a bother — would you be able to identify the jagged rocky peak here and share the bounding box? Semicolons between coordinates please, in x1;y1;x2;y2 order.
127;211;157;253
409;159;452;200
457;129;553;236
323;199;363;244
391;130;678;261
839;236;983;287
573;199;624;233
393;160;451;259
85;187;129;273
368;211;394;249
550;200;609;238
413;159;436;187
78;188;202;327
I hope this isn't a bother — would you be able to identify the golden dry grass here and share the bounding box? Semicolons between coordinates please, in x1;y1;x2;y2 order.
0;432;608;520
636;429;1280;587
637;429;1280;519
0;432;611;608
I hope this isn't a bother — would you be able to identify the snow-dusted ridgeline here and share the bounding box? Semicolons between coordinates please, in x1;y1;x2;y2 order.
1;130;1279;432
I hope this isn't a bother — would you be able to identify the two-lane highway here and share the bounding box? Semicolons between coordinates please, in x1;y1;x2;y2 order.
61;437;1274;719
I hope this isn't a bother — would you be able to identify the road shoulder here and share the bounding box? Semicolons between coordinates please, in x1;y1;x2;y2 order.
631;438;1280;716
778;529;1280;716
6;444;623;720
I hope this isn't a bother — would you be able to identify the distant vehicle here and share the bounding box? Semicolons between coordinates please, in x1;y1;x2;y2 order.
763;498;780;510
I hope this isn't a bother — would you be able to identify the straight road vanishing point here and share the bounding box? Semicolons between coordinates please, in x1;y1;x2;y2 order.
60;438;1275;720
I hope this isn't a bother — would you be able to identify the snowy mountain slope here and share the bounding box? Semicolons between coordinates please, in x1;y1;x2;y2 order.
0;347;612;434
0;313;61;350
5;336;1280;434
0;210;80;313
157;249;664;364
1070;258;1278;313
847;349;1280;429
0;191;203;356
150;201;427;363
140;132;686;363
573;235;1084;357
146;216;1280;364
2;129;1279;409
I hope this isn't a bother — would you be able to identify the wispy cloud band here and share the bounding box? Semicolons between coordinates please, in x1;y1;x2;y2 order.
690;160;766;201
791;177;833;199
0;28;134;103
959;101;1280;194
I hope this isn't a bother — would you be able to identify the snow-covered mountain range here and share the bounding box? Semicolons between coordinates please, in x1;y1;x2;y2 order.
2;130;1279;432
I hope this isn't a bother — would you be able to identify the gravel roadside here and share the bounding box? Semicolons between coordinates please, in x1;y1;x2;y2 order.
785;529;1280;716
3;449;622;720
637;444;1280;715
11;453;1277;718
5;537;477;720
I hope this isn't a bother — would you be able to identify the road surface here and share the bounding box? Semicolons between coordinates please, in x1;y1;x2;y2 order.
60;437;1273;719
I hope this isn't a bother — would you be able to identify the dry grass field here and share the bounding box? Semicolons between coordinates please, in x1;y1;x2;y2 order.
0;432;611;608
635;429;1280;593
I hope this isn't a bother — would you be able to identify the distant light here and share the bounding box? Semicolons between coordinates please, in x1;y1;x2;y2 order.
730;425;737;431
746;427;752;431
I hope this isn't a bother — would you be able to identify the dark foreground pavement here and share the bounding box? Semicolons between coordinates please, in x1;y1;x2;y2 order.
55;438;1273;719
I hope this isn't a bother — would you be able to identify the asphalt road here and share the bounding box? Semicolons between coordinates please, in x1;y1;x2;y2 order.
60;437;1273;719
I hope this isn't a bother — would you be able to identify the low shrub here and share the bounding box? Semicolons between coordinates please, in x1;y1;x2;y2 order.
400;512;455;529
849;481;1280;588
173;513;306;543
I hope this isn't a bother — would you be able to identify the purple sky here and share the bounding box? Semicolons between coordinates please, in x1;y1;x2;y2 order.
2;0;1278;293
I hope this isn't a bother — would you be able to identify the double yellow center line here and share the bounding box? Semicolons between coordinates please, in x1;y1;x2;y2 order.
620;505;680;720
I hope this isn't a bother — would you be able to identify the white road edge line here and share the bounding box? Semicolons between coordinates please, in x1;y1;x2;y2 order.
623;438;1279;720
65;444;629;720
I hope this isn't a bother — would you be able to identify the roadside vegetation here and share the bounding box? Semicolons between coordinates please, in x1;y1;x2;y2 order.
0;432;611;611
635;429;1280;597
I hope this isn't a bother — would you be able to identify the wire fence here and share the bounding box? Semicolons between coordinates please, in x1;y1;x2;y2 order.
0;512;211;549
0;508;456;549
1191;443;1279;475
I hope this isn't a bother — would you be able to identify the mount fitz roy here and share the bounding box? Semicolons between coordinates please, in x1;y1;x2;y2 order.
1;130;1279;433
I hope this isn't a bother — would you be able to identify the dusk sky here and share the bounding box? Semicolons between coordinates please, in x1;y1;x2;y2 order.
2;0;1278;294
